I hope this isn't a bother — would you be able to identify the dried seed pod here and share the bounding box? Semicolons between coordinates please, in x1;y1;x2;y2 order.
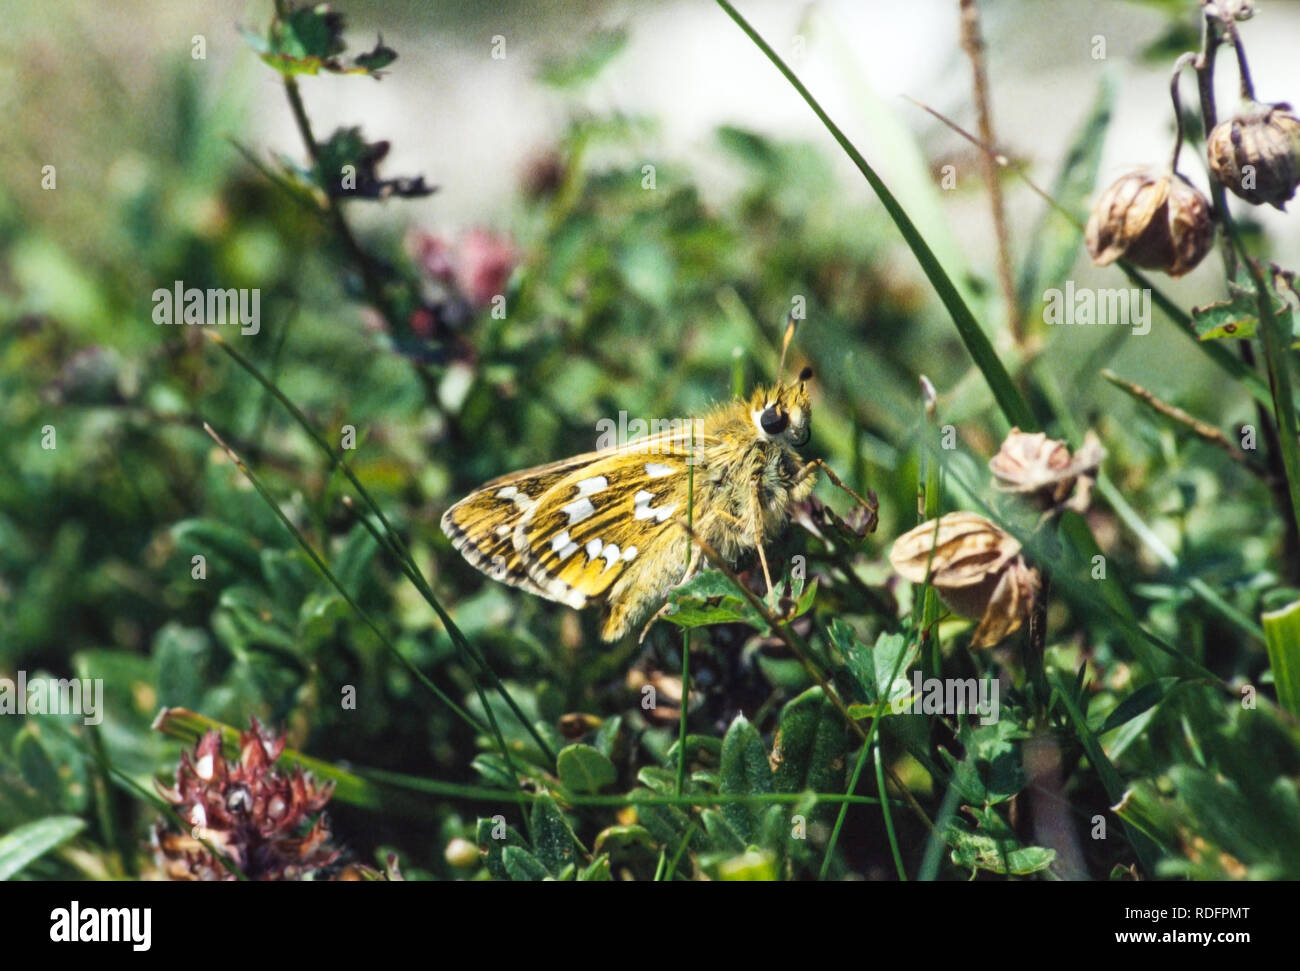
888;512;1039;648
1207;101;1300;210
1085;170;1213;278
989;428;1105;513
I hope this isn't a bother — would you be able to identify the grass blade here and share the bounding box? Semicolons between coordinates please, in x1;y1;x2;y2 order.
716;0;1035;431
1262;601;1300;718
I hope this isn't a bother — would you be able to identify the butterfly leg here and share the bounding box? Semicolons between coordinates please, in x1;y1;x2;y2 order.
635;529;704;643
749;485;776;595
801;457;878;514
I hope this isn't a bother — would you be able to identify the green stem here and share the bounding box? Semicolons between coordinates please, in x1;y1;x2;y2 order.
210;334;556;765
676;425;696;797
202;421;487;736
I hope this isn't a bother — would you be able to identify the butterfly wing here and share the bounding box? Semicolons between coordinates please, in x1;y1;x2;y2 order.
441;427;713;639
514;429;712;637
440;453;606;602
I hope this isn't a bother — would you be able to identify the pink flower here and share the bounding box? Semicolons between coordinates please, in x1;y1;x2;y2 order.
457;228;516;307
410;227;517;308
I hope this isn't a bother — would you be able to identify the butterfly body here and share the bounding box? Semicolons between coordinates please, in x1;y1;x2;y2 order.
441;376;815;640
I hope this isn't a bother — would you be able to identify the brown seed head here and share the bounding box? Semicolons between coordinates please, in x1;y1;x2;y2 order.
888;511;1039;648
1085;170;1213;278
989;428;1104;513
1207;101;1300;210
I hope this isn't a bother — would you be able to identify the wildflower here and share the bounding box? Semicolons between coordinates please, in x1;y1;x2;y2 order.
152;717;343;880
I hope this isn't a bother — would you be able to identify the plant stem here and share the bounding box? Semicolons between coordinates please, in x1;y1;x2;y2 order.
958;0;1021;344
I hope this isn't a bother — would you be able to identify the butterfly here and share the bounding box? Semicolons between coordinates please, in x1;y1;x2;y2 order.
441;339;871;641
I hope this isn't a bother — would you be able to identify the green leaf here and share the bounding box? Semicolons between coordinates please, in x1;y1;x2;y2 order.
1112;781;1181;855
153;624;213;710
311;127;434;200
716;848;778;880
352;38;397;73
14;731;60;807
557;744;617;794
699;809;746;854
1263;599;1300;718
593;825;656;857
629;788;699;850
578;854;612;881
661;571;765;630
665;733;722;771
471;753;518;790
170;518;261;577
1096;677;1180;735
0;816;86;880
502;845;551;881
592;715;623;760
718;715;772;843
333;522;379;595
940;718;1028;808
530;794;580;876
1192;267;1295;342
662;570;816;633
217;585;297;654
837;625;916;708
477;816;528;880
771;688;850;819
946;822;1055;876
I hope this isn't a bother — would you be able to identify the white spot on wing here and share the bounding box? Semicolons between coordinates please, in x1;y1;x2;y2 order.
497;485;534;512
586;538;603;559
622;546;638;561
645;463;674;478
633;489;677;523
545;575;587;609
551;530;578;560
563;497;596;524
600;543;621;569
576;475;608;496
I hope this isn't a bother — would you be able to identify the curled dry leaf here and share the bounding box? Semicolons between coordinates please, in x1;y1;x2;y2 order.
888;511;1039;649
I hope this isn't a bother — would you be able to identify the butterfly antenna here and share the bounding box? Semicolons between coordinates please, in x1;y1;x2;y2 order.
777;313;797;383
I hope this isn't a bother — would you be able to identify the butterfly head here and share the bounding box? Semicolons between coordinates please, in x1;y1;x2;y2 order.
750;366;813;449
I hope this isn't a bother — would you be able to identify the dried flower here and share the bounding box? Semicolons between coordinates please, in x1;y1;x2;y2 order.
1085;170;1213;278
989;428;1104;513
1207;101;1300;210
889;512;1039;648
152;718;343;880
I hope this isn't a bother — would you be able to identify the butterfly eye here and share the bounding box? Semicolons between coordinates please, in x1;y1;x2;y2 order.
760;407;789;435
